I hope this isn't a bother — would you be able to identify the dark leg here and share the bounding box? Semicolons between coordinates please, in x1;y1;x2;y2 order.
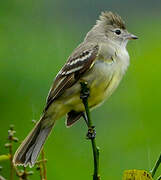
80;82;96;139
82;113;88;126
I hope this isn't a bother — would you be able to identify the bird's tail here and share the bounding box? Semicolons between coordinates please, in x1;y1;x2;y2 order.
13;116;54;167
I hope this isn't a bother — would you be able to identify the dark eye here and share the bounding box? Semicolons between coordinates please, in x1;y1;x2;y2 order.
115;29;121;35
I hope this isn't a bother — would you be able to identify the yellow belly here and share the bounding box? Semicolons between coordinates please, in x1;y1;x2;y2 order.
59;60;123;112
88;70;122;109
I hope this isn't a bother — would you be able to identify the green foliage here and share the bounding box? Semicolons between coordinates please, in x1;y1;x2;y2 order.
0;125;47;179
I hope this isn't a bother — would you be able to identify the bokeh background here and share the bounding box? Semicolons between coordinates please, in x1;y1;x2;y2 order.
0;0;161;179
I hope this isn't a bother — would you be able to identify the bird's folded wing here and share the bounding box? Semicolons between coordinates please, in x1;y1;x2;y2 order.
44;43;99;111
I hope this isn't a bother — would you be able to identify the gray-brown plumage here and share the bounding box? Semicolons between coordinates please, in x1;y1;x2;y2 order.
13;11;137;167
45;44;99;110
98;11;126;29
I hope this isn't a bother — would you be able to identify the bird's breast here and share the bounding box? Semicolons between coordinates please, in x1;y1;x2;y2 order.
115;47;130;74
83;59;125;108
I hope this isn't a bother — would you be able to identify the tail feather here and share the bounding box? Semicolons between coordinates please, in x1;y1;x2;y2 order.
13;117;54;167
28;126;52;166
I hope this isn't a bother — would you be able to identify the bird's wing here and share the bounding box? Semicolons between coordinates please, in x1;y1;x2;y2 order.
44;43;99;111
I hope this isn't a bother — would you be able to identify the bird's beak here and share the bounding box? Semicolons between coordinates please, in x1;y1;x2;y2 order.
126;33;138;40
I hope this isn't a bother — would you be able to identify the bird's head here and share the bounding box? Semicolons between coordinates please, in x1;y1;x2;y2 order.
86;11;138;47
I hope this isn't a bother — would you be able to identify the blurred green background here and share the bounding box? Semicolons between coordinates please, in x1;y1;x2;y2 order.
0;0;161;179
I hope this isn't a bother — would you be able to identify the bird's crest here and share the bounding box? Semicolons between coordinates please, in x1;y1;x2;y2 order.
98;11;126;29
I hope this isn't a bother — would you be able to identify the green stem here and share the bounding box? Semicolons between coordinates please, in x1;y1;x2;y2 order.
80;82;100;180
151;152;161;178
41;148;47;180
92;140;100;180
9;140;14;180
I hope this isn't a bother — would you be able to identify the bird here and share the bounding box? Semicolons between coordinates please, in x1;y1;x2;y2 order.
13;11;138;167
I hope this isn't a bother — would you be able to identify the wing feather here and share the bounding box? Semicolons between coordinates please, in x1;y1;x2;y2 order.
45;43;99;111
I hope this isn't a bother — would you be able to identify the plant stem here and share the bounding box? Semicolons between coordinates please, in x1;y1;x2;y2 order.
9;137;14;180
80;82;100;180
151;152;161;178
41;148;47;180
39;165;43;180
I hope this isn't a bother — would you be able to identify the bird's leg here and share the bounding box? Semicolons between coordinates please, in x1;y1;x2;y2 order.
82;113;96;139
80;82;96;139
80;81;90;99
82;113;88;126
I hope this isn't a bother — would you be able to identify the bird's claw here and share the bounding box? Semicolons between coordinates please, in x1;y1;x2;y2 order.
86;126;96;139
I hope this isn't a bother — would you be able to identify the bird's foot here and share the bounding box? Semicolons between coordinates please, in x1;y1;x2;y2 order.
86;126;96;139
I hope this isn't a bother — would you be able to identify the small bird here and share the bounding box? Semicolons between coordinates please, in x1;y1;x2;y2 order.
13;11;138;167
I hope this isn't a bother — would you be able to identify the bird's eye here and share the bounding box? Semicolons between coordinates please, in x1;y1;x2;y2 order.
115;29;121;35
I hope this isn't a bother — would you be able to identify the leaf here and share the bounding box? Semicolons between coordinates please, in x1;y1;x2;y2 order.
0;154;11;161
123;170;153;180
